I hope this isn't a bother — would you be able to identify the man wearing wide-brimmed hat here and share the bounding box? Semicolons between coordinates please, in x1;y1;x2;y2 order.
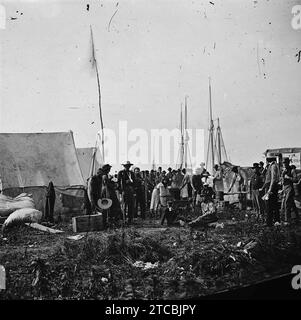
261;156;280;226
117;161;136;224
250;163;264;220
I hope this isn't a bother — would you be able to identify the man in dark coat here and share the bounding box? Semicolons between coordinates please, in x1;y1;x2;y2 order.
250;163;264;220
45;181;55;223
281;158;299;224
144;170;152;208
133;167;146;219
101;164;123;225
118;161;136;224
87;168;103;213
260;157;280;227
166;167;173;186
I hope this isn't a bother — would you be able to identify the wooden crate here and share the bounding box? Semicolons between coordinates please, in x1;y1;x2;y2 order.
72;214;104;233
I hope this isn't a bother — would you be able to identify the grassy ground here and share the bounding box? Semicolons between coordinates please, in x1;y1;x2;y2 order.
1;207;301;300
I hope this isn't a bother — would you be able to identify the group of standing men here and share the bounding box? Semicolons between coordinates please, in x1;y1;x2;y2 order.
85;156;300;228
86;161;145;225
250;157;300;227
85;161;217;224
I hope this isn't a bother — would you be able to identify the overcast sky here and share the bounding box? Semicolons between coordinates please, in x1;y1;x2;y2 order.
0;0;300;171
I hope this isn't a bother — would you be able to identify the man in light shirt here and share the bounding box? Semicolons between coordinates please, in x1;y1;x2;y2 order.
260;157;280;227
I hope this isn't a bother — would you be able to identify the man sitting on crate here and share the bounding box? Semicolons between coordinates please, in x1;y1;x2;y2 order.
188;178;218;228
160;200;178;226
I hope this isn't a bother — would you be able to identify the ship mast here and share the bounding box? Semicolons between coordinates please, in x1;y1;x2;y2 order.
216;118;222;165
207;77;215;174
215;117;228;164
184;96;188;169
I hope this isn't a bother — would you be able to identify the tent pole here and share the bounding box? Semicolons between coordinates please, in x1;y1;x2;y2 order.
90;25;105;163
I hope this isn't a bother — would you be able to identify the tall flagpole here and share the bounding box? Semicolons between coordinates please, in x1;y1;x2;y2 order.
90;25;105;163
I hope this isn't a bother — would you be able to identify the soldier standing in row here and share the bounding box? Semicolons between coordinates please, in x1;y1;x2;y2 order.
101;164;123;224
118;161;136;224
87;168;103;214
260;157;280;227
250;163;264;220
133;167;146;220
144;170;153;208
281;158;299;225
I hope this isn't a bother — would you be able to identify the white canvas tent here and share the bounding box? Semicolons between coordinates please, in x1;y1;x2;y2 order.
0;131;85;217
76;147;102;182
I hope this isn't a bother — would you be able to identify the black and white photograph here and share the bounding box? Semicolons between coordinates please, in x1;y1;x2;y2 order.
0;0;301;305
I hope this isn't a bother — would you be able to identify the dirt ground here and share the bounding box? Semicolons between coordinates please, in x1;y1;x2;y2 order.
1;207;301;300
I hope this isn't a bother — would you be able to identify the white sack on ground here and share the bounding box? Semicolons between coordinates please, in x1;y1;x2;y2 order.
0;193;35;217
2;208;42;230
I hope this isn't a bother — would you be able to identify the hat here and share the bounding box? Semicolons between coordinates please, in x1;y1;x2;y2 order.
102;164;112;170
266;156;276;162
97;198;113;210
231;166;239;172
122;161;134;167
